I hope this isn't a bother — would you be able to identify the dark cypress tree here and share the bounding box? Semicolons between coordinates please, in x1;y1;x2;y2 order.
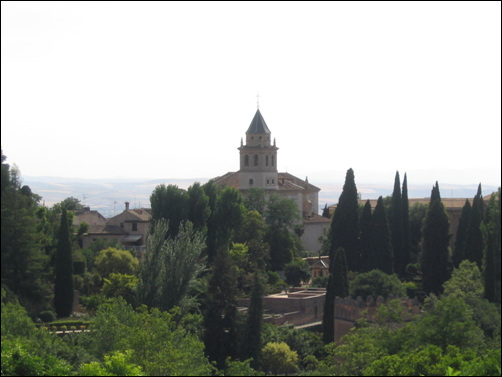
401;173;411;273
464;184;485;268
330;168;360;271
359;200;373;272
244;270;265;369
390;172;405;276
203;180;220;264
420;182;451;295
370;196;394;274
323;246;348;344
322;203;330;218
482;192;500;303
452;199;471;268
54;208;74;318
203;248;239;369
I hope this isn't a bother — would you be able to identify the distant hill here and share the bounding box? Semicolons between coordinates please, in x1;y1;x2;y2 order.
23;176;499;218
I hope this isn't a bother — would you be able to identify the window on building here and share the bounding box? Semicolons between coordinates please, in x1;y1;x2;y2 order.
244;155;249;167
132;223;138;231
266;155;269;166
267;179;270;184
249;179;254;186
272;155;275;166
254;155;259;166
120;223;124;228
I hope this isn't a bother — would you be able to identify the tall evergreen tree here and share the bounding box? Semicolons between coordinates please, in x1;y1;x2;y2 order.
323;246;348;344
203;180;220;264
401;173;411;273
482;191;500;303
244;270;265;369
420;182;451;295
322;203;330;218
390;172;405;276
330;168;359;271
452;199;471;268
1;154;49;316
370;196;394;274
203;248;239;369
464;184;485;268
359;200;372;272
54;208;74;318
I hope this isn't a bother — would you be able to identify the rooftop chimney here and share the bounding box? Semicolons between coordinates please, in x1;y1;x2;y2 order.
125;201;130;211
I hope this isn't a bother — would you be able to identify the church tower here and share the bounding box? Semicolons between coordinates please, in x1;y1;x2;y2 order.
238;109;279;190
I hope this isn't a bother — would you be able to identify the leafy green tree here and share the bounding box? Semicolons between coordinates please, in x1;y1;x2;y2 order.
463;183;485;268
150;184;189;239
78;351;144;376
420;182;451;295
235;210;266;244
214;187;246;256
1;153;49;317
102;273;139;306
138;220;205;312
452;199;471;268
262;323;324;365
329;168;360;271
284;258;311;287
203;248;240;369
83;298;215;375
245;187;267;215
359;200;372;272
265;193;300;230
390;171;405;276
370;196;394;274
95;247;139;279
323;247;348;344
349;269;405;299
265;227;295;271
187;182;210;233
443;260;500;341
261;342;298;376
54;208;74;318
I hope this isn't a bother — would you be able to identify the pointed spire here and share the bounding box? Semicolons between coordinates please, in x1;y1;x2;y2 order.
246;109;271;134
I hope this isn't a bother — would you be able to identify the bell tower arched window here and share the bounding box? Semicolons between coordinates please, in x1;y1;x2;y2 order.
271;155;275;167
254;155;259;166
244;155;249;167
266;155;269;166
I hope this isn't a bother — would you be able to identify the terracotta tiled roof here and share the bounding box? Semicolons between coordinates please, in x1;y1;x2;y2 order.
278;172;320;191
303;213;331;224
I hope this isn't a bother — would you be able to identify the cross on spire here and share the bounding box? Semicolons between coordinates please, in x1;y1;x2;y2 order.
256;93;260;109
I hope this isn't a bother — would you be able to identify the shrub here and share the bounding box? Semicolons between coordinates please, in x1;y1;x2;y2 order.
261;342;298;375
349;269;406;299
39;310;56;323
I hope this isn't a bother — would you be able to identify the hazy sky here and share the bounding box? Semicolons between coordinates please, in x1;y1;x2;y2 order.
2;1;501;187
